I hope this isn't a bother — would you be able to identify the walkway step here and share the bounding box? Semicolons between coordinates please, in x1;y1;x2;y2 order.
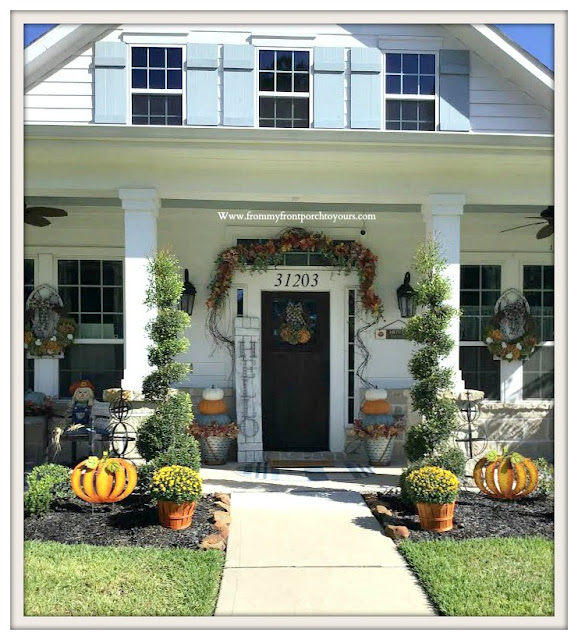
215;490;435;616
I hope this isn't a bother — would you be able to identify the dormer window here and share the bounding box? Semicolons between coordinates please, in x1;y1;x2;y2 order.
258;49;311;128
130;46;183;125
384;53;436;131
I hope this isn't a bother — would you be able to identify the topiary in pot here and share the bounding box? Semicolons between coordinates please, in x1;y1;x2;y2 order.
136;250;200;466
400;240;462;493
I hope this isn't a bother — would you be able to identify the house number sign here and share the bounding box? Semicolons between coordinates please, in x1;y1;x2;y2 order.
274;272;319;288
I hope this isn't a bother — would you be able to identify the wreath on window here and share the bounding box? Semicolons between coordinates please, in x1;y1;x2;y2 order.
279;301;312;345
483;289;538;362
24;284;76;358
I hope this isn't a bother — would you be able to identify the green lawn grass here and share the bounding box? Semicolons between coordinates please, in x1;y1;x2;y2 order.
398;537;554;617
24;541;225;617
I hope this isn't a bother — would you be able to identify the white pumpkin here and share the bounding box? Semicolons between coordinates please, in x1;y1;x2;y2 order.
364;388;388;401
202;386;225;401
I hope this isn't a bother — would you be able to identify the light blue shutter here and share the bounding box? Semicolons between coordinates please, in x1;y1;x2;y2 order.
350;48;382;129
313;47;345;129
186;43;219;126
439;50;470;132
222;44;254;127
94;41;128;124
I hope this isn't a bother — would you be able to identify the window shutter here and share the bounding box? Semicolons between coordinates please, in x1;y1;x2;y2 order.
350;48;381;129
313;47;345;129
94;41;128;124
186;43;219;126
222;44;255;127
439;50;470;132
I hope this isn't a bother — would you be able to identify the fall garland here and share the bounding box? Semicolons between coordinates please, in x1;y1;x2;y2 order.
206;228;384;348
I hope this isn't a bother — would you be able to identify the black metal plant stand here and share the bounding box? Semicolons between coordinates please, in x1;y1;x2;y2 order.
455;390;488;460
107;390;136;457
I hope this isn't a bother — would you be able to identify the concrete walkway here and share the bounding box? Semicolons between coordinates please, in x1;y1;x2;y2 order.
215;490;436;617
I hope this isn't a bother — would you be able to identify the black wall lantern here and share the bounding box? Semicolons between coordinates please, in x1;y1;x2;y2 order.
180;269;197;316
397;272;417;318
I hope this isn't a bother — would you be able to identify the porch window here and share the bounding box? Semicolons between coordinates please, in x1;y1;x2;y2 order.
131;46;183;125
522;265;554;400
57;260;124;398
24;258;34;391
347;289;356;423
459;265;501;399
258;49;311;128
385;53;436;131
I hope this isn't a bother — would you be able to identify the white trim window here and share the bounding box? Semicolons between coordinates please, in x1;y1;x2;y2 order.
459;264;502;400
522;265;554;400
258;49;311;128
384;52;436;131
57;259;125;398
130;46;184;126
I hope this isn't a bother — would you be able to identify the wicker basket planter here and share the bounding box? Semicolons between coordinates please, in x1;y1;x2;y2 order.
364;436;395;466
199;436;232;465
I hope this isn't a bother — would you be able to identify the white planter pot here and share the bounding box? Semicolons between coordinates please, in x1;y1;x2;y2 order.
363;436;395;466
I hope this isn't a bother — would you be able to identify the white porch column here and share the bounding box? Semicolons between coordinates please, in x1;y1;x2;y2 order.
422;194;466;392
33;253;59;396
119;188;159;393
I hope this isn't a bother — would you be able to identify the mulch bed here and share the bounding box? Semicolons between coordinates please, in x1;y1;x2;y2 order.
24;492;229;551
364;489;554;542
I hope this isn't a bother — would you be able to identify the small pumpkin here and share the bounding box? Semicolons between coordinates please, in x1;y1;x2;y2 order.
198;398;228;415
71;452;137;504
364;388;388;402
362;413;395;428
361;399;392;415
473;449;538;499
195;413;232;426
202;386;225;401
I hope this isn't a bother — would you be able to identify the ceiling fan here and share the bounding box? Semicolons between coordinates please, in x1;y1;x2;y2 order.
501;205;554;240
24;200;68;227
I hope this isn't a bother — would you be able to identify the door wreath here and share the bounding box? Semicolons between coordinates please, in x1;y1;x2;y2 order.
279;301;312;345
24;284;76;358
483;289;538;362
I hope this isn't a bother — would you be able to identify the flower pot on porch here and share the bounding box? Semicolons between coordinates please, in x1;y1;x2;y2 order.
363;436;395;466
157;500;197;530
199;436;232;465
416;501;455;533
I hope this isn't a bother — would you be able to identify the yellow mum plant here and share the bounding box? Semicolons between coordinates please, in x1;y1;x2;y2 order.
150;465;203;504
405;465;459;504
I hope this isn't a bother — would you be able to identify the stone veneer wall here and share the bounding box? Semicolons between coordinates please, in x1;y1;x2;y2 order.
345;392;554;470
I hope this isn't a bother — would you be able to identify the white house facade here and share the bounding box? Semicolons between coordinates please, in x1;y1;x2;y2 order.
23;23;554;464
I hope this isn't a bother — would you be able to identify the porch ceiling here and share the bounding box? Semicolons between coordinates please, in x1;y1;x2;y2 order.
24;125;553;206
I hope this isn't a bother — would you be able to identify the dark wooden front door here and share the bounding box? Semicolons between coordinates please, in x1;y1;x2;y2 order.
261;291;330;451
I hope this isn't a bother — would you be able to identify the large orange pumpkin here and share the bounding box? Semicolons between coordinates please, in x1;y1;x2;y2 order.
473;450;538;499
361;399;392;415
71;452;137;504
198;399;227;415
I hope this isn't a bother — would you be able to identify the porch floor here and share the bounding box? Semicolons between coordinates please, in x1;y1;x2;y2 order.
201;454;407;495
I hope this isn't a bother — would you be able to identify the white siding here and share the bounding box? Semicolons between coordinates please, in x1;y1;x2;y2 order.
469;52;552;134
24;24;553;134
24;46;94;124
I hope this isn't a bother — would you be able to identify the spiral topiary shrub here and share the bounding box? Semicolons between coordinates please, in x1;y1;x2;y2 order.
400;240;463;496
136;250;200;466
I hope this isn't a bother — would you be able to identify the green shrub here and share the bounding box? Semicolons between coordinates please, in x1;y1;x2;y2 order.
24;464;73;517
136;249;195;463
137;392;193;461
532;458;554;498
138;433;201;492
